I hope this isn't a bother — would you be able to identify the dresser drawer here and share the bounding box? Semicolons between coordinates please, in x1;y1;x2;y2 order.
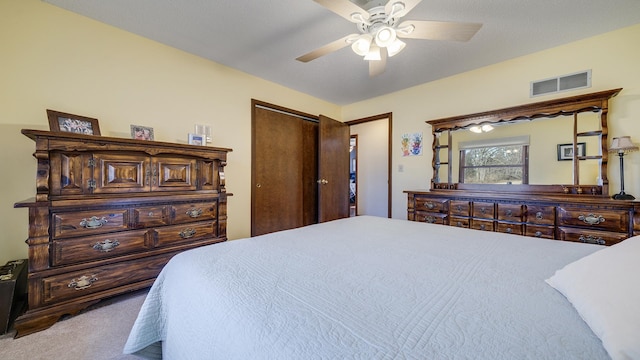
525;205;555;225
449;200;470;217
471;219;494;232
133;205;169;228
414;212;447;224
496;222;523;235
557;227;627;246
449;216;470;228
52;209;129;239
154;221;217;247
51;229;150;267
472;202;494;219
171;202;217;224
557;207;629;232
414;197;448;213
525;225;555;239
41;252;173;304
497;204;524;221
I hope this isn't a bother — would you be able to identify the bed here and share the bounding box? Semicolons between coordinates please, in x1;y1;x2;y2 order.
124;216;640;359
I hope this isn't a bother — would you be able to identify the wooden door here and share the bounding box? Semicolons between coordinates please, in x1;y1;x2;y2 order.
318;115;350;222
252;105;305;236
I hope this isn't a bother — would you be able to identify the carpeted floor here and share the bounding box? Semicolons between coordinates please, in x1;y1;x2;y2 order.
0;289;148;360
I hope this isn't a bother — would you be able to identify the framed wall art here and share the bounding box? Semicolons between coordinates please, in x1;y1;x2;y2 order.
46;109;101;136
130;125;154;141
188;133;205;145
557;142;586;161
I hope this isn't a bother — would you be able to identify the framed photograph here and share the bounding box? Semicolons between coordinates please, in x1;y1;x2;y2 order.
47;109;101;135
188;133;205;145
130;125;154;141
557;142;586;161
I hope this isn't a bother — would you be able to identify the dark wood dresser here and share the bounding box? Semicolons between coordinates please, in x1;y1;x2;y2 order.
14;129;231;337
405;190;640;246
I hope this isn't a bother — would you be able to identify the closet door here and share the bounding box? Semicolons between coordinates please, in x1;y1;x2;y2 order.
252;105;305;236
318;115;350;222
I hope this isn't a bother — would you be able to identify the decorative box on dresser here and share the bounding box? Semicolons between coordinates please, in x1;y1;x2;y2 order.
14;129;231;337
406;88;640;246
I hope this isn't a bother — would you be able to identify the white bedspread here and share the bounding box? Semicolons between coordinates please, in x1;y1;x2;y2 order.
124;216;609;359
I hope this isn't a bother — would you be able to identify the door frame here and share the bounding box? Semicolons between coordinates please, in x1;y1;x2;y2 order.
345;113;392;218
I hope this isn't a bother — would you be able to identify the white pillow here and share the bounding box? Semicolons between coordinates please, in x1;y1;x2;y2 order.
546;236;640;360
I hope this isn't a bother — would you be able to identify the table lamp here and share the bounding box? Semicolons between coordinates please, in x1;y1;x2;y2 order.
609;136;638;200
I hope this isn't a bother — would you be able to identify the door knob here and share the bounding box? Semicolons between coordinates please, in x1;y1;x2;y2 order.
317;179;329;185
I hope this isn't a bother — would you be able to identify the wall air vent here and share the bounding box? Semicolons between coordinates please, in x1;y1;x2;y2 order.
530;70;591;97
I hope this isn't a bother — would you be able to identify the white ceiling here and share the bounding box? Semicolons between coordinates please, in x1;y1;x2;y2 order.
43;0;640;105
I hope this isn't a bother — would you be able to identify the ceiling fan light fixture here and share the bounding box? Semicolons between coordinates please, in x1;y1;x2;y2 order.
364;45;381;61
374;26;396;47
351;35;372;56
387;38;406;57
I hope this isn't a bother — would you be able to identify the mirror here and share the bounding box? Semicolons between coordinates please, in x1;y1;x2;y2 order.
427;88;622;195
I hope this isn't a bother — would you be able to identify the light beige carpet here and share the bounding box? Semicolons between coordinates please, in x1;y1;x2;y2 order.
0;289;148;360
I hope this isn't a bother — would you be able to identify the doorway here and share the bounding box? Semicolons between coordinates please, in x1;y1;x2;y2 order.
346;113;392;218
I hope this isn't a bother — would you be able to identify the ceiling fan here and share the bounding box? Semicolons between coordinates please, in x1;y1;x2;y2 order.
296;0;482;76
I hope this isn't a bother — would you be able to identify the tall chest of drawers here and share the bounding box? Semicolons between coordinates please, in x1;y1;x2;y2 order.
14;129;231;337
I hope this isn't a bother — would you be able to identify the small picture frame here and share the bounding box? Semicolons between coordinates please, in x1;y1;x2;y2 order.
557;142;586;161
47;109;101;135
188;133;205;145
130;125;154;141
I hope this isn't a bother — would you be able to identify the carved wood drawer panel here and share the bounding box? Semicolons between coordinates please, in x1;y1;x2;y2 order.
557;207;629;232
52;209;129;239
472;202;494;219
41;252;172;305
154;221;217;247
449;216;470;228
496;222;523;235
133;205;170;228
557;227;627;246
171;201;217;224
525;205;555;225
524;225;555;239
497;204;524;221
449;200;470;217
471;219;494;232
415;197;448;213
51;229;150;266
414;212;447;224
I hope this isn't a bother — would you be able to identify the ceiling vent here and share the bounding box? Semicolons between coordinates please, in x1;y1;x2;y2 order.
530;70;591;97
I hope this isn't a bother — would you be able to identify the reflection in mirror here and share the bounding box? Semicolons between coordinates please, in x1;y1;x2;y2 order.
448;113;602;185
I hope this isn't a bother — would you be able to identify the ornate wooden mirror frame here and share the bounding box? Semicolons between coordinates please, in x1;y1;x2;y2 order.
426;88;622;196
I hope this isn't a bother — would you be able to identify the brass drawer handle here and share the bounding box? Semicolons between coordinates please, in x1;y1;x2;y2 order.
579;234;606;245
179;228;196;239
80;216;108;229
425;201;435;210
578;213;606;225
505;209;513;217
186;208;203;218
68;275;98;290
93;239;120;252
456;205;462;212
536;211;543;220
480;224;486;230
480;207;487;214
534;231;542;238
425;215;436;223
505;227;512;233
456;221;463;227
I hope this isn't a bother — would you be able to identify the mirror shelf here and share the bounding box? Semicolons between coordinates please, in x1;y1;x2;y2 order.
426;88;622;196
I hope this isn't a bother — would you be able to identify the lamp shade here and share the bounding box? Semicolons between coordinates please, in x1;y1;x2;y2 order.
609;136;639;153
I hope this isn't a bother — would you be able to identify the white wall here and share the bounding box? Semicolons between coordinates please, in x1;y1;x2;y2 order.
342;23;640;220
350;119;389;217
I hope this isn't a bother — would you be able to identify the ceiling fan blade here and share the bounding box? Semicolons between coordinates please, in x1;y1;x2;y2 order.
314;0;369;23
385;0;423;18
369;48;387;77
296;34;358;62
397;20;482;41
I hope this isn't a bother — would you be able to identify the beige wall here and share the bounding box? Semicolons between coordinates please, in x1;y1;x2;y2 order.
343;23;640;219
2;0;639;264
0;0;341;264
